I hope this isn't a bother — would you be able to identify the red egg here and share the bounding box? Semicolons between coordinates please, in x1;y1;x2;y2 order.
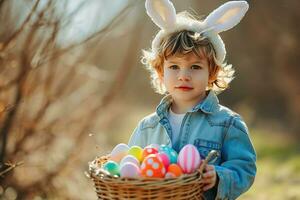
145;144;160;151
140;154;166;178
142;147;158;160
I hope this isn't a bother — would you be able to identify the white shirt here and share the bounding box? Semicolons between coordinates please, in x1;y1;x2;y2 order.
168;108;186;145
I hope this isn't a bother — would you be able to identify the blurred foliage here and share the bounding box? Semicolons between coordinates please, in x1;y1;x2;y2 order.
242;129;300;200
0;0;299;199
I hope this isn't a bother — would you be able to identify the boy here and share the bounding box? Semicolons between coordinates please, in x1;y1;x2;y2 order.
129;1;256;199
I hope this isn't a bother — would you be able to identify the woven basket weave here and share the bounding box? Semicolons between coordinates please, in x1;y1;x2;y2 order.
88;151;217;200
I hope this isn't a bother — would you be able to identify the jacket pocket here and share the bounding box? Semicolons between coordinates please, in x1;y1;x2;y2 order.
193;138;222;164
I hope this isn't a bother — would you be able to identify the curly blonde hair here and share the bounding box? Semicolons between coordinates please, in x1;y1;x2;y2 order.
142;29;235;95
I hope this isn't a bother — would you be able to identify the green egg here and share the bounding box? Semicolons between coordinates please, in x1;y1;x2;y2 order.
103;161;120;176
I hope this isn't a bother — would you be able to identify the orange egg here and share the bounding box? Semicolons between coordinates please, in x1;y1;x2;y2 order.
165;164;183;178
140;154;166;178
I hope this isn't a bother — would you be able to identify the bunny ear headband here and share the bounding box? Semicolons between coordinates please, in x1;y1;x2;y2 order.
145;0;249;64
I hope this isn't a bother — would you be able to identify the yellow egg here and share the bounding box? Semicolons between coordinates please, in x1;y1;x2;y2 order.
128;146;143;162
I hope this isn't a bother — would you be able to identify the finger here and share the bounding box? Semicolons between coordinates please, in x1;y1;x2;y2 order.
205;164;215;171
202;177;213;184
202;171;214;178
202;175;216;183
203;183;214;191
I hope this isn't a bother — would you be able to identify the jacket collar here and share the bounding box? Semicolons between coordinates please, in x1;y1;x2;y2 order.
156;90;219;118
191;90;219;114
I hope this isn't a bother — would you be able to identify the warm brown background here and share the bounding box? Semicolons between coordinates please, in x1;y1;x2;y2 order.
0;0;299;199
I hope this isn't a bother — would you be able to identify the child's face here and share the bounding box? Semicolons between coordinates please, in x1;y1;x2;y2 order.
161;52;211;107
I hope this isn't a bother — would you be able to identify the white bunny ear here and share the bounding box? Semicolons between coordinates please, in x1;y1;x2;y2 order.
204;1;249;33
145;0;177;30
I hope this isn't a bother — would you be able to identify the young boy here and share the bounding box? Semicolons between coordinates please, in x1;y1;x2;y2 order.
128;1;256;199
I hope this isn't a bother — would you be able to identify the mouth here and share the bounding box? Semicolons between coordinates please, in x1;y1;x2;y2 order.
175;86;193;91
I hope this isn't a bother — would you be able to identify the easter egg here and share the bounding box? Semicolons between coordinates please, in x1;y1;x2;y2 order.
159;145;178;164
165;164;183;178
141;154;166;178
110;143;129;163
142;147;158;160
120;155;140;167
177;144;202;174
145;144;160;151
157;152;170;168
120;162;140;178
103;161;120;176
128;146;143;162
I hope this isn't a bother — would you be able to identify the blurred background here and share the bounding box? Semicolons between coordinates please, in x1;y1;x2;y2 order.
0;0;299;199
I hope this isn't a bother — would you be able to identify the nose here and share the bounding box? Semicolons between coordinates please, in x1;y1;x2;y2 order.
178;69;191;81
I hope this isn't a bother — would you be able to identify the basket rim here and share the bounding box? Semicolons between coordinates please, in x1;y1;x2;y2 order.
88;155;205;184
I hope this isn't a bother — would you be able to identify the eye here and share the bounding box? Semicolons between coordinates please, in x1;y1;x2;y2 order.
191;65;202;70
169;65;179;70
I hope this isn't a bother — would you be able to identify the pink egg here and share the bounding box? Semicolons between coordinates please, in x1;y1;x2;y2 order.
177;144;202;174
157;152;170;169
120;162;140;178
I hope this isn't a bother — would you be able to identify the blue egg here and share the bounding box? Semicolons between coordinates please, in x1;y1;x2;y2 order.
159;145;178;164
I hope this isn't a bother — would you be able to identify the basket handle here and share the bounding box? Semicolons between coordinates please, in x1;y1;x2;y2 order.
198;150;219;174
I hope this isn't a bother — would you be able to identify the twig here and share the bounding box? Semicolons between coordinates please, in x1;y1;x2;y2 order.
0;0;41;52
0;161;24;177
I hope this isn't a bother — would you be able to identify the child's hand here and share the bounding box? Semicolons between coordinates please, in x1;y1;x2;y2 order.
202;164;218;191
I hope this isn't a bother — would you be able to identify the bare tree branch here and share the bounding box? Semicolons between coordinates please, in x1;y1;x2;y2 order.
0;77;19;92
40;3;134;66
0;0;143;198
0;0;41;52
0;0;54;168
0;161;24;177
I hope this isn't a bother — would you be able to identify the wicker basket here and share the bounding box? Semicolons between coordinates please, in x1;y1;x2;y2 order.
88;151;217;200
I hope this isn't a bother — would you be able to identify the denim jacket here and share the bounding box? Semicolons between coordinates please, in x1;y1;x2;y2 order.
128;90;257;200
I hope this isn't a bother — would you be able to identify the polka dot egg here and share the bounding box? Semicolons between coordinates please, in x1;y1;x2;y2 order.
177;144;202;174
141;154;166;178
142;147;158;160
145;143;160;151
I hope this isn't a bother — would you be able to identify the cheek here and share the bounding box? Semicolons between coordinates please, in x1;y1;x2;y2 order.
194;72;209;83
192;76;209;89
163;70;175;81
162;74;170;86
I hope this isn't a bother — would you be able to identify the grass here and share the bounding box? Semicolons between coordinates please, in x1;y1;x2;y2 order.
240;129;300;200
